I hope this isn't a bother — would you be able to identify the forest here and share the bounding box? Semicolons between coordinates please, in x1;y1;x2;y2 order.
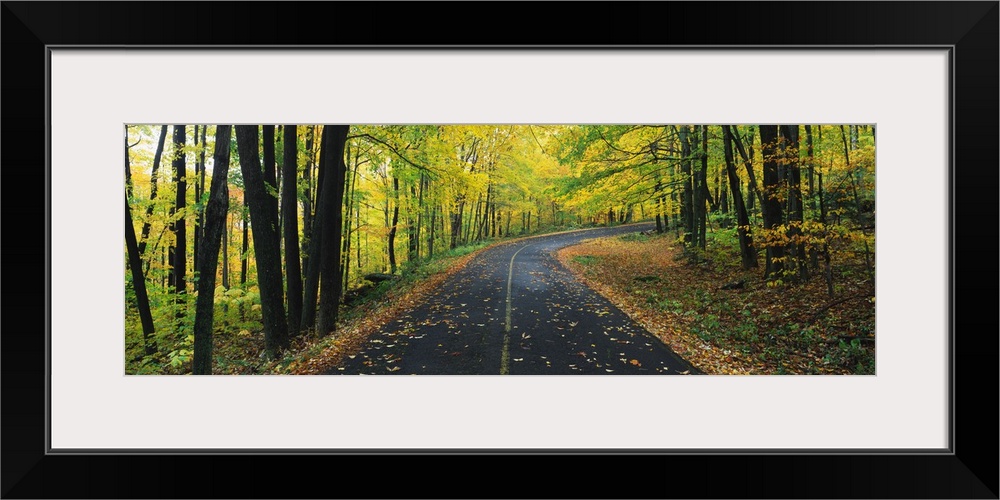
125;124;876;375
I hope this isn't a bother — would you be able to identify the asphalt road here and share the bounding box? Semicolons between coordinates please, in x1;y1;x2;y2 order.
329;222;698;375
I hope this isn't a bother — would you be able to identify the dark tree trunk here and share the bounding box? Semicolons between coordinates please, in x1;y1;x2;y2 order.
722;126;757;269
302;127;329;330
698;125;709;249
678;126;694;246
726;126;765;212
235;125;288;357
192;125;201;271
654;179;663;233
409;176;423;261
342;144;358;294
805;125;815;210
671;163;680;236
138;125;168;258
192;125;231;375
126;155;157;356
450;202;463;249
316;125;350;336
781;125;807;281
759;125;785;280
427;204;436;258
719;163;729;214
301;125;315;274
221;215;230;290
388;176;400;274
262;125;279;222
240;203;249;285
282;125;303;337
169;125;187;294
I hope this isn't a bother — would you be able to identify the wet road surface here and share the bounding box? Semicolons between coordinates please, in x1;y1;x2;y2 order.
329;223;698;375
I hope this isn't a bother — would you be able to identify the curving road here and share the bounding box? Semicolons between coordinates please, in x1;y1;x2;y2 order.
329;222;698;375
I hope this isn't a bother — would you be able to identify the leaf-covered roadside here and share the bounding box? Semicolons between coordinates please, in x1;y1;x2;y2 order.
556;232;875;375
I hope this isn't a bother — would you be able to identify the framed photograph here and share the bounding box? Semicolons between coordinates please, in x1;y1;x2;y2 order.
3;2;996;498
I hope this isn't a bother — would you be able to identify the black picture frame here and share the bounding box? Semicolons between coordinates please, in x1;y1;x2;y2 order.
3;2;996;498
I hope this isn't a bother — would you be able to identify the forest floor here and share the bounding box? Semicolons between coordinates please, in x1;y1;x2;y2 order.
555;230;876;375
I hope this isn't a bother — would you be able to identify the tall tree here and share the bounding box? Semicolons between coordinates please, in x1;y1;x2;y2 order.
192;125;202;271
240;202;249;285
192;125;232;375
677;126;694;246
301;127;328;330
780;125;807;281
126;143;157;356
316;125;350;336
235;125;289;357
804;124;815;210
301;125;316;274
759;125;785;280
281;125;303;336
262;125;279;222
722;125;757;269
697;125;709;250
387;176;400;273
137;125;168;258
168;125;187;293
726;126;764;212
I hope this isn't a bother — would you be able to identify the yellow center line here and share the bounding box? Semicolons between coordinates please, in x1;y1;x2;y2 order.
501;243;532;375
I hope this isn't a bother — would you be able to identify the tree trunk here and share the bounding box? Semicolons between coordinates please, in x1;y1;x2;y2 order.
221;214;230;290
654;179;663;233
282;125;303;337
726;125;765;212
698;125;709;249
240;204;249;285
301;125;315;274
192;125;231;375
262;125;279;222
126;173;157;356
805;125;815;210
316;125;350;336
235;125;288;357
192;125;201;272
450;201;463;249
759;125;785;280
718;163;729;214
388;176;400;274
138;125;168;258
678;126;694;246
722;126;757;269
342;144;359;294
427;204;436;258
301;127;328;330
781;125;807;281
170;125;187;295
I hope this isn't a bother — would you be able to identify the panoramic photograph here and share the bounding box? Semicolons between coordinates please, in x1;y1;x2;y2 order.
125;124;875;375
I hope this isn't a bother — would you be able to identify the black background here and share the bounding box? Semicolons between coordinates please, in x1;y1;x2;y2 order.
2;2;997;498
